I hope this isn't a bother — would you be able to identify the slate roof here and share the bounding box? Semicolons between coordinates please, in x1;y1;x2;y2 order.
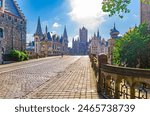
5;0;21;18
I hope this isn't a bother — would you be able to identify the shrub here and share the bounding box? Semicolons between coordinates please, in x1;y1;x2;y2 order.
10;50;29;61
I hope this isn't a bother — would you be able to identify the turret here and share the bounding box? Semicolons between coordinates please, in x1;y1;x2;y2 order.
110;23;120;39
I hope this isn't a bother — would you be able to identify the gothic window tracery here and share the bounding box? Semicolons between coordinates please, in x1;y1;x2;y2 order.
119;79;131;99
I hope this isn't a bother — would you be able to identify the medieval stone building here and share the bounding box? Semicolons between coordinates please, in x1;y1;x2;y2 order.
72;27;88;55
140;0;150;27
34;17;68;56
0;0;26;54
88;30;108;56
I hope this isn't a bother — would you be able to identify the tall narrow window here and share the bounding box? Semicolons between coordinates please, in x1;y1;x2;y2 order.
0;28;3;38
0;0;2;7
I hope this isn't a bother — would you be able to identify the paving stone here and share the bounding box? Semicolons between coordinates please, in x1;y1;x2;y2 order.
0;56;100;99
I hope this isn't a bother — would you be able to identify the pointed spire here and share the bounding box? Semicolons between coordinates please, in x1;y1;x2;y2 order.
114;22;116;30
94;33;96;38
35;17;43;37
63;25;68;40
97;29;100;38
45;25;48;33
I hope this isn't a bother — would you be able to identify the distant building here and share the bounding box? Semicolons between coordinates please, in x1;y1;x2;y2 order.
34;17;68;56
140;0;150;27
0;0;26;64
72;27;88;55
62;26;69;54
79;27;88;55
89;30;108;56
108;23;120;64
72;36;79;55
26;41;35;58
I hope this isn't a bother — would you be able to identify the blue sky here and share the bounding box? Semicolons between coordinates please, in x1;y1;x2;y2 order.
16;0;140;47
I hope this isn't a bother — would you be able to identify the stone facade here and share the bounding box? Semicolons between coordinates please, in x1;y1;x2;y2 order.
140;0;150;27
90;54;150;99
34;17;68;56
89;31;108;56
0;0;26;54
72;27;88;55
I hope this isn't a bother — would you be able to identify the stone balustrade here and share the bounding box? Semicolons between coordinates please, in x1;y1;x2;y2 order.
90;54;150;99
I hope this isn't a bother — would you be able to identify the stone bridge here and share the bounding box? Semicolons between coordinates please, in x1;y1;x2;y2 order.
90;54;150;99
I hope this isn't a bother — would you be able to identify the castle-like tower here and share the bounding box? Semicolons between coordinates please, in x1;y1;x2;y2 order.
34;17;67;56
0;0;26;63
34;17;43;55
79;27;88;55
140;0;150;27
108;23;120;64
110;23;120;39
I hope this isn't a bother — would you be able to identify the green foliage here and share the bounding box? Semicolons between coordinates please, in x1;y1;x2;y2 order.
10;50;29;61
102;0;150;18
113;23;150;68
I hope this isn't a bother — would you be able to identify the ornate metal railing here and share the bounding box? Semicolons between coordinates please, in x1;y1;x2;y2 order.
90;54;150;99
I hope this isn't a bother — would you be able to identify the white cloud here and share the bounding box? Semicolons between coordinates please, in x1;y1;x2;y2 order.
26;34;34;43
133;14;139;18
52;22;61;28
68;0;107;31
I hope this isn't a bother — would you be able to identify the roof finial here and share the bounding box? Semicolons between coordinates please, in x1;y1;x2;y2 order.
114;22;116;29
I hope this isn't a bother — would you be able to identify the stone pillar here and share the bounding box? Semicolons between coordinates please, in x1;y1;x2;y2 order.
115;78;121;99
98;54;108;93
130;84;135;99
98;54;108;68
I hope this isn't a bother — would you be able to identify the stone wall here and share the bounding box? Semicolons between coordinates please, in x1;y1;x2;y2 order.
90;54;150;99
0;12;26;54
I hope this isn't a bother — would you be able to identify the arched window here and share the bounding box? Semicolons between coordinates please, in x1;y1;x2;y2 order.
0;28;3;38
0;0;2;7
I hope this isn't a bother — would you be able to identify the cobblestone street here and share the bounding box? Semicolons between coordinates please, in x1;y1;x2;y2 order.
0;56;99;99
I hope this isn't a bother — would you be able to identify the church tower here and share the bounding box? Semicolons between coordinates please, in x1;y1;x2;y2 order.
108;23;120;64
62;26;68;54
34;17;43;55
110;23;120;39
34;17;43;39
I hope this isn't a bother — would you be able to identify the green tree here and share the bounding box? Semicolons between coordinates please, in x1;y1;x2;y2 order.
113;23;150;68
102;0;150;18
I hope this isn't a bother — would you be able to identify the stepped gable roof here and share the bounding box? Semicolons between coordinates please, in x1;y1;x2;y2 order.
5;0;22;18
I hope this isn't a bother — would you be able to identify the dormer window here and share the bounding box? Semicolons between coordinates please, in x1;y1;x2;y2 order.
0;28;3;38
